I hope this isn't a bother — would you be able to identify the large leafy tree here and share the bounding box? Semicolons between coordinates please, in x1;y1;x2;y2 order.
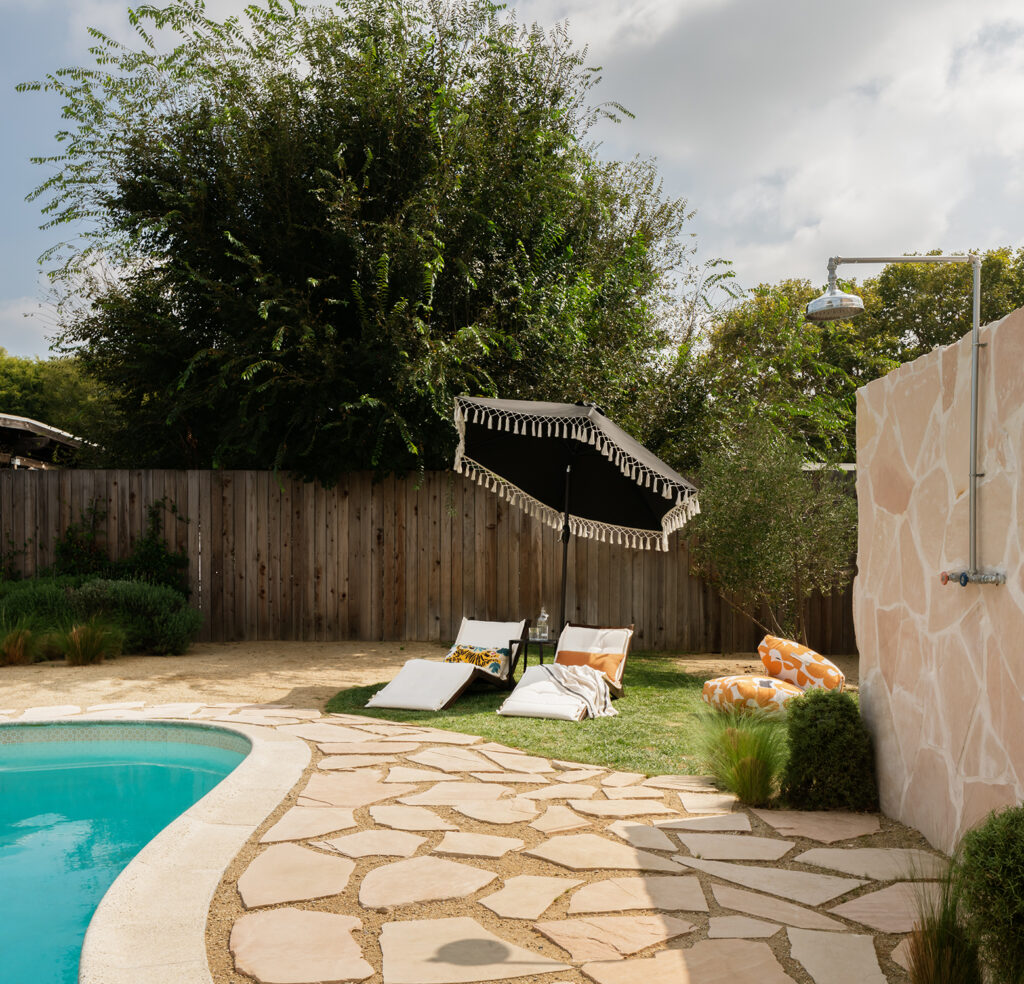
21;0;699;478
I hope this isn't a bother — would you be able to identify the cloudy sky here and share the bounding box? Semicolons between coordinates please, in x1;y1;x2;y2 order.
4;0;1024;357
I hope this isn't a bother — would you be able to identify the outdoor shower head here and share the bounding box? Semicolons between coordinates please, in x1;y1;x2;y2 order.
805;283;865;322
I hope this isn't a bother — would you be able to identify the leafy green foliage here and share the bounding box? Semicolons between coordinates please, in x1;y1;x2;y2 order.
0;576;201;655
781;689;878;811
907;855;982;984
57;617;125;666
49;498;190;595
70;579;202;655
0;349;115;450
697;710;787;807
687;422;856;640
328;654;718;775
957;805;1024;984
23;0;704;479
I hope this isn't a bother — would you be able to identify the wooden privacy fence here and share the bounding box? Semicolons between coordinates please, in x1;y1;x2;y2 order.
0;469;856;653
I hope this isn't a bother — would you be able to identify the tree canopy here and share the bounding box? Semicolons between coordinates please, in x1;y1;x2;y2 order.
22;0;701;479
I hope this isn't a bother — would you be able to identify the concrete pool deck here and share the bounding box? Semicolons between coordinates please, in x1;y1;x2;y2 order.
2;698;930;984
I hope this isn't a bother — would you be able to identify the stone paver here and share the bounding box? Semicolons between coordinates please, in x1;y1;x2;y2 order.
320;754;402;770
570;799;678;818
479;750;555;772
451;799;539;824
319;741;421;755
555;769;605;783
520;783;598;801
787;928;886;984
674;832;794;861
580;939;796;984
605;821;676;852
399;782;512;805
434;832;524;858
677;791;738;814
529;805;591;833
237;844;354;908
601;771;645;787
298;770;416;808
711;884;847;931
384;766;460;783
890;937;912;971
476;742;525;755
20;704;81;719
318;829;425;858
794;848;947;881
526;834;684;873
568;875;707;914
469;771;550;784
369;805;457;831
230;909;372;983
279;722;376;743
534;914;695;961
642;775;720;792
675;856;867;906
379;917;570;983
480;876;583;919
359;856;497;908
601;786;666;800
829;882;937;933
751;809;881;843
408;747;500;772
260;806;356;843
398;728;482;745
708;915;781;938
655;813;751;832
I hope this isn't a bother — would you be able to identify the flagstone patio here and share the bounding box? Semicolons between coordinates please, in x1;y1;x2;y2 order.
3;701;941;983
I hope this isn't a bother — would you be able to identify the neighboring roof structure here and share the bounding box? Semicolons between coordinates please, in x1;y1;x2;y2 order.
0;412;87;469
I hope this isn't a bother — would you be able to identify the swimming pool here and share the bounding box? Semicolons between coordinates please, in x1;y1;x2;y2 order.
0;722;250;984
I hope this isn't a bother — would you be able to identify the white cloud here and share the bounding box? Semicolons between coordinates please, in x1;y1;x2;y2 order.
0;296;58;359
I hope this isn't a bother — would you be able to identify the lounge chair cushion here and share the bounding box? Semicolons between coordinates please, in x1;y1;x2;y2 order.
452;617;527;681
444;645;508;677
702;674;804;716
497;663;618;720
365;659;476;712
757;635;845;692
553;625;633;688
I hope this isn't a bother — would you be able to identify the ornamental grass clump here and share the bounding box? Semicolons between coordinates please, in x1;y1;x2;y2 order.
781;688;878;811
58;618;124;666
906;852;982;984
697;710;787;807
0;618;38;666
956;805;1024;984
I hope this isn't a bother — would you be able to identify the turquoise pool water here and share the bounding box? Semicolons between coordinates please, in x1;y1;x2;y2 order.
0;722;248;984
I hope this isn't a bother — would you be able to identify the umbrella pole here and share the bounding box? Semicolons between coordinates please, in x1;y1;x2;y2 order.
559;463;571;633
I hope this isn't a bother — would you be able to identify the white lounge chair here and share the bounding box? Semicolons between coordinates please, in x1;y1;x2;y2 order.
365;617;530;712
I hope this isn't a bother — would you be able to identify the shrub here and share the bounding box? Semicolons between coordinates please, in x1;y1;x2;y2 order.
0;580;77;626
957;805;1024;984
115;498;190;596
0;618;38;666
70;578;201;654
698;710;788;807
57;618;124;666
781;688;878;811
907;855;982;984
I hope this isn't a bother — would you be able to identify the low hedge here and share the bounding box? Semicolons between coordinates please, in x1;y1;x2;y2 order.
0;576;202;656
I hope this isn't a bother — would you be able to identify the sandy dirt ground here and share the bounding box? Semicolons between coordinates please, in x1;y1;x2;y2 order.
0;643;858;712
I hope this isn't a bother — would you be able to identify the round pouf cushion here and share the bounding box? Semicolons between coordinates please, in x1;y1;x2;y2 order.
758;635;845;692
702;674;805;716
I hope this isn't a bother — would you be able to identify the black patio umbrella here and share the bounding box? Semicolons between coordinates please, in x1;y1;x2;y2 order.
453;396;700;631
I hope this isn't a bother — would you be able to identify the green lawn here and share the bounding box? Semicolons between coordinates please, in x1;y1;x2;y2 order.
325;654;720;775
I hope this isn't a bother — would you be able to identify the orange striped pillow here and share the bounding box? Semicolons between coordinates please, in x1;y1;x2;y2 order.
554;649;627;686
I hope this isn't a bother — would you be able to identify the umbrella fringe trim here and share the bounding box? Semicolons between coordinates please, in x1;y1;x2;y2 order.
453;455;699;550
454;399;697;507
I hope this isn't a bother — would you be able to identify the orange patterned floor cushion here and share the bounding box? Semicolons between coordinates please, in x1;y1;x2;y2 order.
757;635;845;692
702;675;804;716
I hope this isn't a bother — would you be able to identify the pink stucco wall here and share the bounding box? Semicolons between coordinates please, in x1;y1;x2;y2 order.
855;306;1024;853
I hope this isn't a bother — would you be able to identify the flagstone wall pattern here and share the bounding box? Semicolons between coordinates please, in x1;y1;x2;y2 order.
855;305;1024;853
